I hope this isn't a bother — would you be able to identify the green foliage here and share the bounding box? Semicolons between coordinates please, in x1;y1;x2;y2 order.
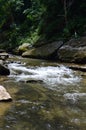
0;0;9;28
38;0;86;41
19;29;39;45
0;0;86;51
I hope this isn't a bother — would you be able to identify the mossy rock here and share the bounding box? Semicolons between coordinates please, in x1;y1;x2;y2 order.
17;43;32;54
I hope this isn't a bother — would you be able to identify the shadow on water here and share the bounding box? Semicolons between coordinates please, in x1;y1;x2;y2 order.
0;56;86;130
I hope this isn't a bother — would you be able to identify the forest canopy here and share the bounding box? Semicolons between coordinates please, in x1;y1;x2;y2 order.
0;0;86;50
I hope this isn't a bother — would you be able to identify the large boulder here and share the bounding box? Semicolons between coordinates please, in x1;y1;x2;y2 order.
58;37;86;63
22;41;63;59
0;85;12;101
0;64;10;75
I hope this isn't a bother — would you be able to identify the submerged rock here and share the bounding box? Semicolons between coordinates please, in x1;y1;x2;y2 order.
58;37;86;63
25;79;43;83
0;85;12;101
22;41;63;59
19;79;43;84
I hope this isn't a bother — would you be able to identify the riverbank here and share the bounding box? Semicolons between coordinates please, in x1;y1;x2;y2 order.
16;36;86;64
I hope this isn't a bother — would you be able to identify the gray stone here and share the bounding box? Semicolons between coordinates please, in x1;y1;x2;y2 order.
58;37;86;63
0;52;9;60
22;41;63;59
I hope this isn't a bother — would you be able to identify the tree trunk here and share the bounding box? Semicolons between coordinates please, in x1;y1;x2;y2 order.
64;0;68;28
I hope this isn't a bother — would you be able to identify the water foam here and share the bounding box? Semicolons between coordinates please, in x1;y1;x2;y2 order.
64;93;86;103
8;63;81;86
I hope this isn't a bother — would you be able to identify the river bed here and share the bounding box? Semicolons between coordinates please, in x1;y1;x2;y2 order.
0;56;86;130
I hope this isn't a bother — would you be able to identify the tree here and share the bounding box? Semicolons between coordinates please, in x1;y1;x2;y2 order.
0;0;86;50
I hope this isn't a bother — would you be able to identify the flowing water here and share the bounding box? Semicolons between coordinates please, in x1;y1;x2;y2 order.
0;56;86;130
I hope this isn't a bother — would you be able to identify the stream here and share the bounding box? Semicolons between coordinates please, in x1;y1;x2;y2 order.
0;56;86;130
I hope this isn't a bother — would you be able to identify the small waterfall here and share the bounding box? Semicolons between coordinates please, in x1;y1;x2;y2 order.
8;63;81;87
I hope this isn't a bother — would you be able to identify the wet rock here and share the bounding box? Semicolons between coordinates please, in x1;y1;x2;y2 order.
0;60;4;65
68;65;86;72
0;55;10;75
26;79;43;83
0;64;10;75
0;52;9;60
0;85;12;102
58;37;86;63
22;41;63;59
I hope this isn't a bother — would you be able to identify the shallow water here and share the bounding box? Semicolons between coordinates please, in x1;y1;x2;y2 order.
0;56;86;130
